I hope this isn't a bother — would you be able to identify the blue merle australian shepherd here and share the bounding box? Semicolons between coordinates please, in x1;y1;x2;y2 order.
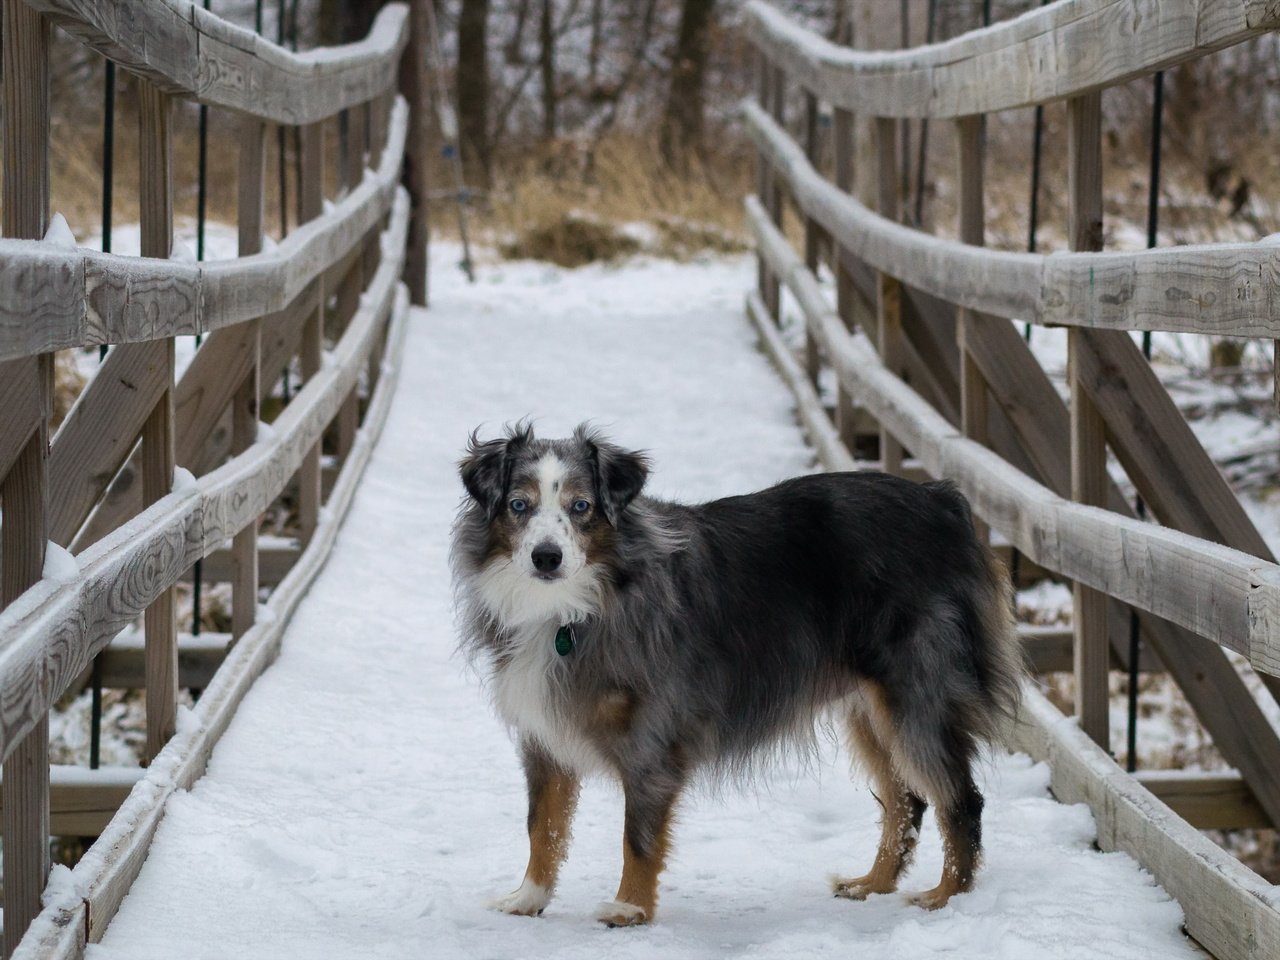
451;423;1022;927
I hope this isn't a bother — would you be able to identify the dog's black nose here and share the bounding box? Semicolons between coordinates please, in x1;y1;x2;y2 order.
532;544;563;573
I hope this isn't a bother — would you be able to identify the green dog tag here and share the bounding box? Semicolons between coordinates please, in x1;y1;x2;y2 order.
554;624;575;656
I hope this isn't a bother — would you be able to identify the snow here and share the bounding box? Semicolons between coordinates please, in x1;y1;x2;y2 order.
89;247;1198;960
172;466;199;495
42;212;77;249
41;542;79;584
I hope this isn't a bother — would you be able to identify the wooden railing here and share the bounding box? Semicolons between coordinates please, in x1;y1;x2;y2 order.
743;2;1280;959
0;0;427;955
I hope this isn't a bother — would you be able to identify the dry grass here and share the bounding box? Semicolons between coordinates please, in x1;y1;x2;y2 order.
448;130;752;265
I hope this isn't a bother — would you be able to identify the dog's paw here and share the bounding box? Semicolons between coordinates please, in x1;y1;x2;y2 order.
489;879;550;917
832;874;895;901
906;884;959;911
594;900;649;927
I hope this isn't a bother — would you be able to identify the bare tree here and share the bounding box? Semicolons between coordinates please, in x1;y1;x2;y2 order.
458;0;492;184
659;0;716;170
540;0;557;139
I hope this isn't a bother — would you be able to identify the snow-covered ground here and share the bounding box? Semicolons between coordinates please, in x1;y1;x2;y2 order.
89;248;1198;959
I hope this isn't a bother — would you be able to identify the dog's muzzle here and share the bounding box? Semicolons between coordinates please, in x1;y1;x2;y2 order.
532;542;563;579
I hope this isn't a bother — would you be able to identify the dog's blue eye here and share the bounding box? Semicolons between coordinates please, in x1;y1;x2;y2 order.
572;499;591;514
510;498;528;514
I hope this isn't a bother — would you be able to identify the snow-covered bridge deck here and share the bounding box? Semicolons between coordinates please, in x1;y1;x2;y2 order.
89;251;1199;960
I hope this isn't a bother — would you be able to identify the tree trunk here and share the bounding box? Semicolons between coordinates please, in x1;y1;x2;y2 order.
659;0;716;170
540;0;557;140
457;0;492;184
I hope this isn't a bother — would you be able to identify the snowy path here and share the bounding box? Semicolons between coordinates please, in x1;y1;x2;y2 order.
91;251;1199;960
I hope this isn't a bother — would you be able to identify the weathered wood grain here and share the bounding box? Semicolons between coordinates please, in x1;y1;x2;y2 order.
0;98;407;362
2;2;52;952
22;0;408;125
743;0;1280;119
0;765;143;838
11;273;410;960
0;192;411;778
955;114;989;542
0;358;41;480
742;101;1280;337
1008;688;1280;960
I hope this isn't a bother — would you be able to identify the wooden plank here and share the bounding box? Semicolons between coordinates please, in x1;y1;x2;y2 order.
831;105;861;451
747;198;1280;828
0;358;41;479
1;1;52;953
0;97;406;364
742;0;1280;119
47;340;171;547
181;543;298;586
11;272;412;960
0;766;142;839
297;115;326;548
23;0;408;125
955;113;989;543
0;193;411;777
97;632;230;690
233;119;266;642
1008;689;1280;960
138;81;178;765
72;291;314;554
874;116;903;475
1134;769;1271;830
742;101;1280;339
1067;91;1109;751
747;291;858;473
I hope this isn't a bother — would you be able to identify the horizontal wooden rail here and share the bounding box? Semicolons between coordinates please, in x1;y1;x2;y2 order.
744;194;1280;680
742;100;1280;337
23;1;408;124
748;257;1280;960
1009;691;1280;960
0;190;410;769
0;766;142;838
1135;769;1271;830
12;281;411;959
744;0;1280;119
0;97;408;362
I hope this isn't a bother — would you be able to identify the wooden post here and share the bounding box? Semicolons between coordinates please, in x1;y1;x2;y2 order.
139;81;178;764
400;0;430;305
233;119;266;641
1;1;51;951
956;113;989;542
875;115;904;475
335;108;368;462
802;90;823;389
765;63;786;324
1067;91;1109;750
297;121;325;546
832;104;861;452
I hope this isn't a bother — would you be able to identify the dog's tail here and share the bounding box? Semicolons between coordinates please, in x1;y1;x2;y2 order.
970;545;1025;740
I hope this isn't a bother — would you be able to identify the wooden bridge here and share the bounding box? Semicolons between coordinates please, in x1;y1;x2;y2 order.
0;0;1279;957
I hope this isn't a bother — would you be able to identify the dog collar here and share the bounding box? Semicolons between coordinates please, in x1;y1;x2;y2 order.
554;624;576;657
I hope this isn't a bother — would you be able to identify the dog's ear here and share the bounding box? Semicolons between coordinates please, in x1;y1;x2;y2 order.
460;424;533;518
576;425;649;525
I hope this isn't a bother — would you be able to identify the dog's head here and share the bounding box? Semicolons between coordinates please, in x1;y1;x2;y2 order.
457;422;649;625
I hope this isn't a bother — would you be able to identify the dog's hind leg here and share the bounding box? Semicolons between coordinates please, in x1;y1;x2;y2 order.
833;708;927;900
597;754;686;927
907;768;983;911
491;740;581;917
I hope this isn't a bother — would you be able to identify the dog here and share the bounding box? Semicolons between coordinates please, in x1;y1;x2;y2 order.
451;423;1021;927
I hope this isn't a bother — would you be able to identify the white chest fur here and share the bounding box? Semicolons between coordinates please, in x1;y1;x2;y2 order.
491;622;607;775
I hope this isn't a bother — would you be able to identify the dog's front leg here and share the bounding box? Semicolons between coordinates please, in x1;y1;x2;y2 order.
597;757;685;927
491;740;581;917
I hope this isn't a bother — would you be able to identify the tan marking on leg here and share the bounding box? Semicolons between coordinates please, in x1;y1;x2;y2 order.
598;802;676;927
834;704;923;900
910;802;980;910
525;770;580;891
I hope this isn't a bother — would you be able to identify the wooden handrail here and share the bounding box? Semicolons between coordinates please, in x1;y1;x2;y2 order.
23;0;409;124
0;98;408;362
744;195;1280;682
0;191;409;770
742;100;1280;337
743;0;1280;119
